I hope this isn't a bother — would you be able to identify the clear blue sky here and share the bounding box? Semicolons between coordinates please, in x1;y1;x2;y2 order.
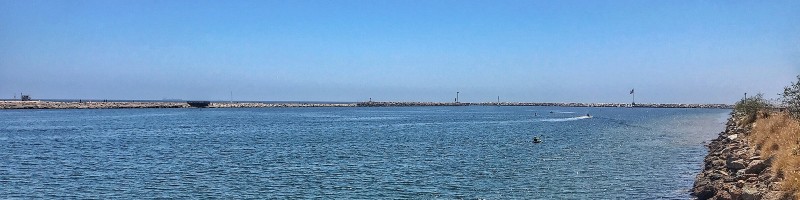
1;0;798;103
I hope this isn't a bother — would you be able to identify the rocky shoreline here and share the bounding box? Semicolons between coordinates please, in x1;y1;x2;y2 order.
692;116;791;200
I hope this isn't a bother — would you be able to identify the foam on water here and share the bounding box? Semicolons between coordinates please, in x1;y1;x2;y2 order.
541;115;592;122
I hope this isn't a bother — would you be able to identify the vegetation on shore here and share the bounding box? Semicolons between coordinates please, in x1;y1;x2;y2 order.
732;75;800;197
734;93;772;125
749;112;800;197
782;75;800;119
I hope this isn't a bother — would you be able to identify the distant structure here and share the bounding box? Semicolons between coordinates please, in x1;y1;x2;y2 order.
21;94;31;101
187;101;210;108
455;92;460;103
630;88;635;106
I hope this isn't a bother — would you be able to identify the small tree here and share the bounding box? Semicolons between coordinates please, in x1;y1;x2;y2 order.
734;93;771;123
781;75;800;119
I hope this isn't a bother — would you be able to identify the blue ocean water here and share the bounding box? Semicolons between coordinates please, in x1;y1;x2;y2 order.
0;106;729;199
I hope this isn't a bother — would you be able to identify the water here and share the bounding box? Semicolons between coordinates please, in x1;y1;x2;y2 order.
0;106;729;198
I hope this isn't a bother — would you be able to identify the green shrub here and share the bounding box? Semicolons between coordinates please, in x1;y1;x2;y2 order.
781;75;800;119
734;93;771;123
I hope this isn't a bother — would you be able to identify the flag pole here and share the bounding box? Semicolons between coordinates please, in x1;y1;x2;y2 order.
630;88;635;106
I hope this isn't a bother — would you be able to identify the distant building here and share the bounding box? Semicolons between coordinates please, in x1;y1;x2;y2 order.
21;95;31;101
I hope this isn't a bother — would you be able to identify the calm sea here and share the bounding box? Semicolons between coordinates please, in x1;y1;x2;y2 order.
0;106;729;199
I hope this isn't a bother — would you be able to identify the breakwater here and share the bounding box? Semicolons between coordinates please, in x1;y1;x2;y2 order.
691;115;791;200
361;101;732;108
0;101;354;109
356;101;469;107
0;100;731;109
0;101;189;109
207;102;355;108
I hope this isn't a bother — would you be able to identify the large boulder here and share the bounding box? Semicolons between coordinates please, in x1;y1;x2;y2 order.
740;185;761;200
745;160;768;174
711;159;726;170
692;180;716;200
727;159;747;171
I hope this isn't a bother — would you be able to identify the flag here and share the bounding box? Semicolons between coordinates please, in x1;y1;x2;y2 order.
630;89;634;94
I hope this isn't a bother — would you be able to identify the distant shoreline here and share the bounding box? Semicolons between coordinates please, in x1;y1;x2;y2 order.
0;100;732;109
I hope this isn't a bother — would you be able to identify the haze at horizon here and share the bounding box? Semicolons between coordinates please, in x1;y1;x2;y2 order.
1;0;798;104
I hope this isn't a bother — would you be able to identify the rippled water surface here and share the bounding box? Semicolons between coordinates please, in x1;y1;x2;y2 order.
0;106;729;198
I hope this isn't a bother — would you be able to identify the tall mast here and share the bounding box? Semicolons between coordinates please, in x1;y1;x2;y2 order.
630;88;635;106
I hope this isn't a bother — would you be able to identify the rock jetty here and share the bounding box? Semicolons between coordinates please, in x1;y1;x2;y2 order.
0;101;188;109
0;100;732;109
356;101;469;107
475;102;732;108
0;101;356;109
207;102;355;108
692;116;792;200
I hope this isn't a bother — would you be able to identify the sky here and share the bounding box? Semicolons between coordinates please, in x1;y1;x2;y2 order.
1;0;799;103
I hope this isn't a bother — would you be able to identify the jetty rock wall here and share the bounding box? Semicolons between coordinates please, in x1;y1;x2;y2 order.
692;116;792;200
0;101;357;109
0;101;188;109
207;102;355;108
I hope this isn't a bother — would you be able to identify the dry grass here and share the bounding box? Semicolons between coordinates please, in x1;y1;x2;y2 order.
749;112;800;197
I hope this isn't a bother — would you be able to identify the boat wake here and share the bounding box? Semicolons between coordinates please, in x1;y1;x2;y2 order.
541;116;592;122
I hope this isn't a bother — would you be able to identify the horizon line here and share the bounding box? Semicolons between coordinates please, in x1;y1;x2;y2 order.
0;98;734;105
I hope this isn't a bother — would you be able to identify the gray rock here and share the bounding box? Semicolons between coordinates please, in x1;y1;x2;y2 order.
728;159;747;170
712;159;727;169
740;185;761;200
710;172;724;181
692;180;716;200
745;160;768;174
